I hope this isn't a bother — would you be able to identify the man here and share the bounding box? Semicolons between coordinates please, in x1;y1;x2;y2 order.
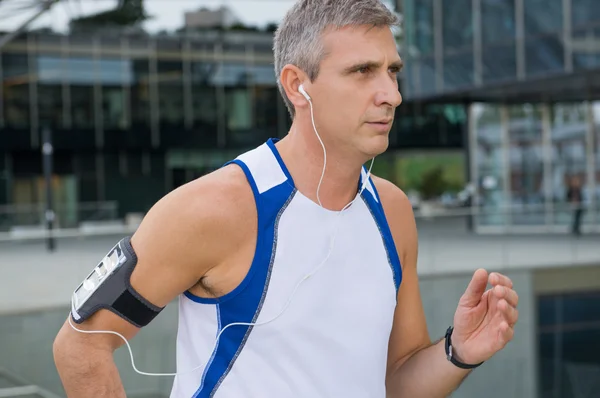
53;0;519;397
567;175;584;236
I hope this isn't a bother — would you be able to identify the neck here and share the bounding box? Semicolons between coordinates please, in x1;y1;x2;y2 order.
275;124;368;211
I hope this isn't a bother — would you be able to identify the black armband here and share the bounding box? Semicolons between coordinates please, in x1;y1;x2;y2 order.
70;236;164;328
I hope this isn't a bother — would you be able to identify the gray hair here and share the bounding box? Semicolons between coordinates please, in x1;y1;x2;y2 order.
273;0;400;119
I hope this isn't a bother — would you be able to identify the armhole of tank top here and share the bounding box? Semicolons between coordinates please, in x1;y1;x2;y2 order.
362;176;403;293
183;159;263;305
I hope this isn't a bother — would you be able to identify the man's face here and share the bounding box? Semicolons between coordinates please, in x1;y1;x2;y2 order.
308;24;403;158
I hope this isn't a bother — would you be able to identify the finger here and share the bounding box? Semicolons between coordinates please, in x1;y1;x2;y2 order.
497;321;514;347
460;269;489;307
497;299;519;326
489;272;513;289
493;285;519;308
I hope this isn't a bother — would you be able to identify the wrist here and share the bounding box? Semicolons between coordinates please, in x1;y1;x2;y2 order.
444;327;483;370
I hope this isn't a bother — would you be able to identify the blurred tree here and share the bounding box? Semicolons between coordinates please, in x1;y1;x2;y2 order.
69;0;149;32
229;23;259;32
418;166;447;200
264;23;278;33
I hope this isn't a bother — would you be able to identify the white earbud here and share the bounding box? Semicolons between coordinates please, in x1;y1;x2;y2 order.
299;84;311;101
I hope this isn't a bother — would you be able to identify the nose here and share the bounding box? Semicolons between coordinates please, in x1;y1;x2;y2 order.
374;76;402;108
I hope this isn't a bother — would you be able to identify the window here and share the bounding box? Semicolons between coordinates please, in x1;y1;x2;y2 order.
481;0;517;83
156;39;184;131
1;52;30;129
538;291;600;397
472;104;507;226
507;105;545;225
524;0;562;35
549;103;588;225
593;102;600;226
442;0;474;89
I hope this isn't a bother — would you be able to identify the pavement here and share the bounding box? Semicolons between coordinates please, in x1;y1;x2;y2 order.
1;217;599;315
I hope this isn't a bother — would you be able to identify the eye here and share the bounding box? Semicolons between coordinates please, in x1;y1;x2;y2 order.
358;66;371;74
389;66;402;74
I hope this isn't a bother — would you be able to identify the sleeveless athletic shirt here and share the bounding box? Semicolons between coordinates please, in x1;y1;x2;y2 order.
169;138;403;398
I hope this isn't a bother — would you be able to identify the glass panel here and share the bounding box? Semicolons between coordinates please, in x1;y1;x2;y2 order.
482;43;517;83
525;35;564;77
481;0;516;83
249;64;278;140
572;0;600;30
131;57;151;129
100;38;131;131
442;0;473;51
416;56;436;96
190;42;218;145
572;25;600;71
508;104;545;225
481;0;516;44
413;0;434;56
473;104;507;226
524;0;562;35
156;40;184;132
549;104;588;229
443;51;474;90
594;102;600;226
217;62;253;145
1;52;30;129
36;55;63;129
538;292;600;398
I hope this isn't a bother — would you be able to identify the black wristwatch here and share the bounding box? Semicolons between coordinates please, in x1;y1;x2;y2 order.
444;327;484;370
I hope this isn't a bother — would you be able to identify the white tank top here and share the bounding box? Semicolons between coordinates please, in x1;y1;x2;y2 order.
169;139;402;398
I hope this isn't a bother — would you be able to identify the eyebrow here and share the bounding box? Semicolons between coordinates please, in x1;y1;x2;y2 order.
343;59;404;74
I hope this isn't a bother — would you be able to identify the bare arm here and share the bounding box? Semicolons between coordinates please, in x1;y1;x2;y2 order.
53;166;253;397
373;177;471;398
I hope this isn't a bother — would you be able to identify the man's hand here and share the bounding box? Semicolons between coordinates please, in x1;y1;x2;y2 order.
450;269;519;365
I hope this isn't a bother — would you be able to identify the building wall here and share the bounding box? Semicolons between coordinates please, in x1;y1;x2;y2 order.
420;270;537;398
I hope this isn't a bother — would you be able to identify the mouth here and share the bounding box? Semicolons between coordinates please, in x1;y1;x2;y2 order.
367;119;393;125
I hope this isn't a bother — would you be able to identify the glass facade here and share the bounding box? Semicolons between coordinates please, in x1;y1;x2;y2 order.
470;102;600;232
402;0;600;99
0;28;462;216
0;31;283;216
538;290;600;397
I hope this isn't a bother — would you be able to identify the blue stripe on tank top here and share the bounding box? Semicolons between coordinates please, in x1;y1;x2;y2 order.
359;175;403;293
192;158;296;398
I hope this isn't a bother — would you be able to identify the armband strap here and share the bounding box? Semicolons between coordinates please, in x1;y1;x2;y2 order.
70;236;164;328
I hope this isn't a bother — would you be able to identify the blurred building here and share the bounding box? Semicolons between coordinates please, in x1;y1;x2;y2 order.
400;0;600;234
184;6;240;30
398;1;600;398
0;28;463;221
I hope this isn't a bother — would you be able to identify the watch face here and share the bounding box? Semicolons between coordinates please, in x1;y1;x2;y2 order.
72;242;125;311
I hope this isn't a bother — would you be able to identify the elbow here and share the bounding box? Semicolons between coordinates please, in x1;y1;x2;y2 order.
53;324;72;372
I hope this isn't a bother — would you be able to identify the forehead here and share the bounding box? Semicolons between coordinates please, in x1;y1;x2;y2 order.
320;25;399;64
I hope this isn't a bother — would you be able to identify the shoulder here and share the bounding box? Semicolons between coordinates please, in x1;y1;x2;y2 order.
141;163;254;234
131;163;256;278
371;175;413;223
370;175;418;269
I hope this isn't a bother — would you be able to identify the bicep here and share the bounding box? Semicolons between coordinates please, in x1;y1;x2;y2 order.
57;185;221;352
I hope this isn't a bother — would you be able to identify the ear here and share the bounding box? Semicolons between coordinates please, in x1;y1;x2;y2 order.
280;64;310;109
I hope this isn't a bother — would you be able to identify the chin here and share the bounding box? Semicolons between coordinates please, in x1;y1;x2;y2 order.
362;134;390;158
